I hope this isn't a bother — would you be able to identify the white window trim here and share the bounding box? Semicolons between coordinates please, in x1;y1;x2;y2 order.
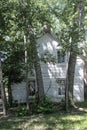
56;49;66;64
56;78;65;96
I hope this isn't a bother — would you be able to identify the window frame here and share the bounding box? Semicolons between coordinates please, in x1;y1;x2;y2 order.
56;78;65;96
57;49;65;64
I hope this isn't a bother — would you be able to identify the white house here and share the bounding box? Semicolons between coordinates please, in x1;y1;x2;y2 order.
11;33;84;103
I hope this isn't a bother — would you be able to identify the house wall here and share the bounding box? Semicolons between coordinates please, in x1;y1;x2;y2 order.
37;34;67;102
11;33;84;103
11;82;27;103
74;57;84;101
37;33;84;102
11;77;36;103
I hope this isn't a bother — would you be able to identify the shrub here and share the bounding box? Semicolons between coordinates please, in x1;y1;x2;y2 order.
31;97;56;114
15;106;27;117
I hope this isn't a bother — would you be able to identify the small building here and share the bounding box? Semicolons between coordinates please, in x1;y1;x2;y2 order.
11;33;84;103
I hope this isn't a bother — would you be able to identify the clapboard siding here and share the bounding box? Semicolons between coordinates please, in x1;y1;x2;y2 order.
37;34;66;101
73;57;84;101
11;82;27;103
41;64;67;78
38;33;84;102
37;34;58;55
11;33;84;103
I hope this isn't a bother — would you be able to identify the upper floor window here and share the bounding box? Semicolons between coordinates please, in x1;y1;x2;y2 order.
57;50;65;63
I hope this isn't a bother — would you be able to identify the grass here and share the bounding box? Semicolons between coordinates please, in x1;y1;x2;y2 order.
0;102;87;130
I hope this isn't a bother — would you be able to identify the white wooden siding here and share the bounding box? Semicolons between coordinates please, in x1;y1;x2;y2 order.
11;82;27;103
37;34;66;101
37;33;84;102
11;33;84;102
73;57;84;101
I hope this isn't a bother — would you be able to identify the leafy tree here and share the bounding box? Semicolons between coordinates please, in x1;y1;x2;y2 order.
0;0;25;106
0;0;11;112
53;0;85;111
1;42;24;106
1;0;53;112
0;55;7;115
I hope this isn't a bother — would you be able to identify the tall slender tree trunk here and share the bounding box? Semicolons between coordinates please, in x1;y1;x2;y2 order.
65;1;85;111
0;59;7;115
65;60;69;112
65;48;77;112
34;52;44;102
8;77;12;107
78;1;85;101
30;34;44;102
24;35;30;113
68;52;77;105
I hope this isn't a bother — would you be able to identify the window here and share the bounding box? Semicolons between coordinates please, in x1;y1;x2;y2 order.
56;78;65;96
57;50;65;63
58;86;65;95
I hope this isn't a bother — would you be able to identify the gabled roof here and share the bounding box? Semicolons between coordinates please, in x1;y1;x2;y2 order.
36;32;59;44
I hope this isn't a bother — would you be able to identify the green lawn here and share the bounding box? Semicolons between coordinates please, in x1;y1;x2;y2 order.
0;102;87;130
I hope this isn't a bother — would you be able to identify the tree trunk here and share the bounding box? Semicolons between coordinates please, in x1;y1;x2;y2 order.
0;59;7;115
30;34;44;102
65;0;85;111
78;1;85;101
84;61;87;101
8;77;12;107
65;61;69;112
65;51;77;111
34;54;44;102
68;53;77;106
24;35;30;113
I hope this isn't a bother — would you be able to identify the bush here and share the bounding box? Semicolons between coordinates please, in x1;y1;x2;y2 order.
10;98;66;116
31;97;56;114
15;106;27;117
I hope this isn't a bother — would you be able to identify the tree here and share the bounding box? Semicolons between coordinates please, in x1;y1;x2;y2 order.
11;0;53;104
52;0;85;111
29;33;44;102
5;0;50;111
0;55;7;115
1;42;24;106
0;0;53;111
0;0;12;108
0;0;27;106
66;0;85;111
